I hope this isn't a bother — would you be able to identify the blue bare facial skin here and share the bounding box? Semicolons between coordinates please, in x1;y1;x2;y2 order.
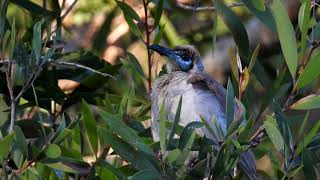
148;45;193;72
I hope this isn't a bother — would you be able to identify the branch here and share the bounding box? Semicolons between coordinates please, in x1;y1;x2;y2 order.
61;0;79;21
48;60;116;79
176;1;244;11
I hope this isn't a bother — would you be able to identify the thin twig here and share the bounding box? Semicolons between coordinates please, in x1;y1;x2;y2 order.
61;0;79;21
49;61;116;79
176;1;244;11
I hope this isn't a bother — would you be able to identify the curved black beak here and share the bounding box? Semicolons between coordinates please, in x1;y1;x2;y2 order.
148;45;181;62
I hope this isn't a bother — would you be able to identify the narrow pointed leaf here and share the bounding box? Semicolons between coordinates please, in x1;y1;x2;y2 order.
116;1;141;21
296;117;320;155
249;44;261;71
271;0;298;78
81;100;98;154
290;94;320;110
167;96;182;147
226;79;235;128
154;0;163;28
264;115;284;151
127;52;145;79
0;133;15;159
299;1;311;57
159;100;166;154
15;126;28;156
296;53;320;89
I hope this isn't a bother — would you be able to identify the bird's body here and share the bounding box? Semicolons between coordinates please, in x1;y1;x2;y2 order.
149;44;257;180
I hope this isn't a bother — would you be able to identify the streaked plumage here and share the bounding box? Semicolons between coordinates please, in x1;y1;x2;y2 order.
149;44;257;180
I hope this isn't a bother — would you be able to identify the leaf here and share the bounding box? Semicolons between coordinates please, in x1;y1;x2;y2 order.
263;115;284;152
153;25;164;45
251;0;265;11
296;53;320;89
298;1;311;57
129;169;159;180
229;48;239;82
32;20;44;62
124;13;142;38
296;117;320;155
216;0;249;57
45;144;61;158
240;67;250;93
248;44;261;71
167;95;182;147
178;121;202;150
127;52;145;79
10;0;55;16
290;94;320;110
0;133;15;159
50;116;66;143
271;0;298;78
154;0;163;28
166;149;181;164
116;1;141;21
96;159;127;179
159;100;166;154
41;157;91;175
98;110;154;155
9;18;15;59
226;79;235;128
15;126;28;156
81;100;98;155
0;0;9;40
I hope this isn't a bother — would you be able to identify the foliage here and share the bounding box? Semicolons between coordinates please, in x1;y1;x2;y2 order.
1;0;320;179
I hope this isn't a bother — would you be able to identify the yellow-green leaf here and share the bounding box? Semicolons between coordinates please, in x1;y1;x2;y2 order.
296;53;320;89
290;94;320;110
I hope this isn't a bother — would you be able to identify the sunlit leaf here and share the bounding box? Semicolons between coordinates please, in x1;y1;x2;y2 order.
81;100;98;155
32;20;44;62
296;53;320;89
127;52;145;79
46;144;61;158
271;0;298;78
166;149;181;164
290;94;320;110
240;67;250;93
264;115;284;152
249;44;261;71
229;48;239;82
251;0;265;11
298;0;311;57
159;100;166;154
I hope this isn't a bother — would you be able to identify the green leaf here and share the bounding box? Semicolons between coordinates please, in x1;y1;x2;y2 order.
226;78;235;128
9;18;15;59
251;0;265;11
166;149;181;164
124;13;142;38
0;133;15;159
290;94;320;110
296;117;320;155
153;25;164;45
127;52;145;79
45;144;61;158
159;100;166;154
216;0;249;57
249;44;261;71
10;0;55;16
96;159;127;179
263;115;284;152
15;126;28;156
154;0;163;28
98;110;154;155
298;0;311;57
81;100;98;155
129;169;159;180
0;0;9;40
50;116;66;143
167;95;182;147
41;157;91;174
296;53;320;89
178;122;202;150
271;0;298;78
116;1;141;21
32;20;44;62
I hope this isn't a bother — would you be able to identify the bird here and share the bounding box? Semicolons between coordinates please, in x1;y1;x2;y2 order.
148;44;257;180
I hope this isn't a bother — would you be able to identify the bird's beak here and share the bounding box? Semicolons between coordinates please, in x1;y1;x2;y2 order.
148;45;182;63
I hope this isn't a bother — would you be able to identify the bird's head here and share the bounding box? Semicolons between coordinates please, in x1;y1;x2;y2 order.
148;44;204;72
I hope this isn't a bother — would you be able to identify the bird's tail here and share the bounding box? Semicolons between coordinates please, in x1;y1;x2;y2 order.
238;151;257;180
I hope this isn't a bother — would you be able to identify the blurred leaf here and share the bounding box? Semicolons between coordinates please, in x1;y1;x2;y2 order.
32;20;44;62
216;0;249;57
45;144;61;158
81;100;98;155
153;25;164;45
290;94;320;110
240;67;250;93
200;116;225;141
9;18;15;59
129;169;159;180
178;122;202;150
127;52;145;79
15;126;28;156
154;0;163;28
226;78;235;128
99;110;154;155
271;0;298;78
297;111;309;143
116;1;141;21
166;149;181;164
167;96;182;147
41;157;91;175
296;53;320;89
97;159;127;179
251;0;265;11
159;100;166;154
229;48;239;82
0;0;9;40
241;0;276;31
302;149;317;180
10;0;55;16
298;1;311;57
296;117;320;155
248;44;260;71
0;133;15;159
264;115;284;152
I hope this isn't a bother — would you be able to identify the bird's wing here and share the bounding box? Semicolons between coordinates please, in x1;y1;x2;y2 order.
186;72;245;120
